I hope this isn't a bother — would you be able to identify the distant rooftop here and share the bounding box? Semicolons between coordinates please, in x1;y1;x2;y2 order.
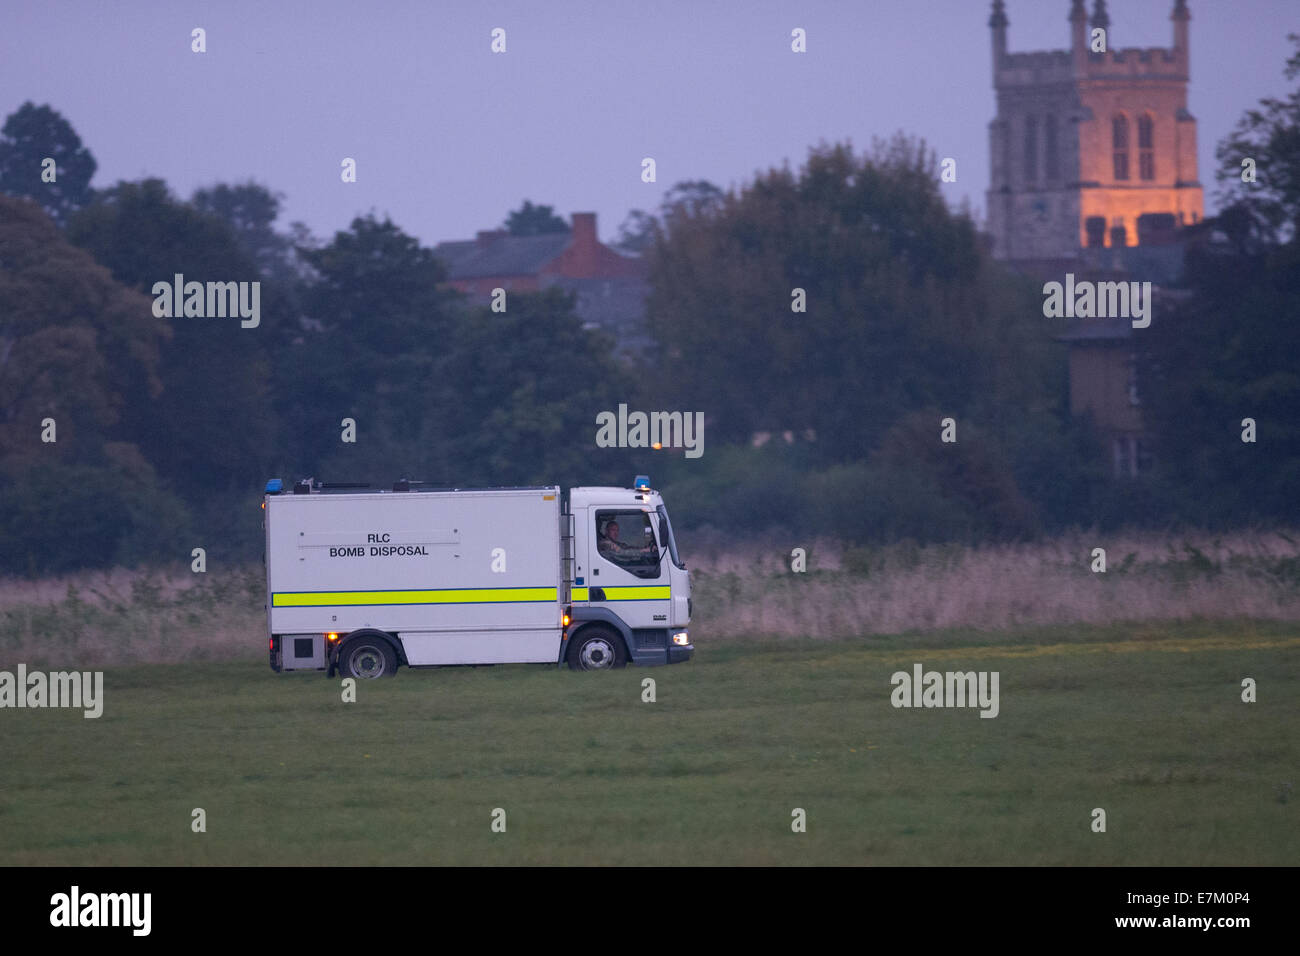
433;231;573;280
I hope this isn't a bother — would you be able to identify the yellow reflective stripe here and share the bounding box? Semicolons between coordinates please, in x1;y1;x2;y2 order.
571;587;589;601
273;587;557;607
597;586;671;601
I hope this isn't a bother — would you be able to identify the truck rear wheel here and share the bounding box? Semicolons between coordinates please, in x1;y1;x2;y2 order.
338;634;398;679
567;626;627;671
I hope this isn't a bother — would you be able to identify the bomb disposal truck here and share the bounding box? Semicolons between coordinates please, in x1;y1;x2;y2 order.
264;475;692;678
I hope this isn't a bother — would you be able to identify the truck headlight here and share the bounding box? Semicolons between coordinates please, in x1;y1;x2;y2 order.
672;631;690;646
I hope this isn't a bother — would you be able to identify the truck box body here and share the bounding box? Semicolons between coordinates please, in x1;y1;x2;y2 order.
264;476;693;674
267;487;563;666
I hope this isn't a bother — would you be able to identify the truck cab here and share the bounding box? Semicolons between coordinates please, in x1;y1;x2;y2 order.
566;476;692;666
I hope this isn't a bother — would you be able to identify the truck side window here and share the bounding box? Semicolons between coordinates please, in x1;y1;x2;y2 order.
595;510;660;578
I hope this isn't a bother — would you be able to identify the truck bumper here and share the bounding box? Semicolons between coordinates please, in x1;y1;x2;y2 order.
624;628;694;666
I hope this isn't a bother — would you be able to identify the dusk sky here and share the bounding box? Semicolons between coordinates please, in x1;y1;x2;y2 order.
3;0;1295;248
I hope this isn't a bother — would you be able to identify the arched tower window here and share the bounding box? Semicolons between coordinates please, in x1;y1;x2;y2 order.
1138;114;1155;180
1045;115;1060;182
1112;114;1130;181
1024;116;1038;183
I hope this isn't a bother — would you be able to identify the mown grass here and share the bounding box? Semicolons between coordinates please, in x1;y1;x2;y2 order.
1;620;1294;865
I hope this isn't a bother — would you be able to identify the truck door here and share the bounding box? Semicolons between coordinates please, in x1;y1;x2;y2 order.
586;507;670;630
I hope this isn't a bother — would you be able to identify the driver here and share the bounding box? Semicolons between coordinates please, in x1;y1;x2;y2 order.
599;520;653;559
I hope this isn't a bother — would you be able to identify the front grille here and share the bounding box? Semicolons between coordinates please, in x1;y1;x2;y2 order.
633;629;666;647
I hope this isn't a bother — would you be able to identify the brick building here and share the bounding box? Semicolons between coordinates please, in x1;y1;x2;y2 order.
433;212;651;356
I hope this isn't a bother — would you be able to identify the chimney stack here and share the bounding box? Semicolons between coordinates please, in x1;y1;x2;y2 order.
571;212;597;247
567;213;599;276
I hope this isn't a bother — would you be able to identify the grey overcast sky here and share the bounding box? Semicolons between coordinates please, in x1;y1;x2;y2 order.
2;1;1295;248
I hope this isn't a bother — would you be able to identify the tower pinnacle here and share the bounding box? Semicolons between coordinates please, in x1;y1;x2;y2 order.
1091;0;1110;31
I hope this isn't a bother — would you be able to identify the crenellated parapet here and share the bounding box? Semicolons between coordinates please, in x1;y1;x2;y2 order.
999;46;1186;88
997;50;1074;88
1083;46;1186;82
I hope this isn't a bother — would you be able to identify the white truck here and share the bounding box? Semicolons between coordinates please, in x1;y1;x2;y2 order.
263;475;693;678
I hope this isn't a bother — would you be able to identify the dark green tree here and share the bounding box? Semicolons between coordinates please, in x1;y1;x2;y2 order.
423;287;632;488
1139;37;1300;524
284;214;461;481
661;179;726;220
192;180;313;351
644;137;1049;460
0;195;166;469
192;180;294;278
0;195;188;573
1214;34;1300;245
0;102;97;227
614;208;659;254
504;199;570;236
615;180;726;253
1137;242;1300;523
66;179;276;495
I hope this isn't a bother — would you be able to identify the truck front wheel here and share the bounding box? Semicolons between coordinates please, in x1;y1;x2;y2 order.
338;634;399;679
567;626;627;671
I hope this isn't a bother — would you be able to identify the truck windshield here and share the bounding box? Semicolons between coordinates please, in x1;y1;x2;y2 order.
656;504;685;569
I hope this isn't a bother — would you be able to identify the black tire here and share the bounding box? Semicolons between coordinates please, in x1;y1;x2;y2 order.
566;626;628;671
337;634;399;679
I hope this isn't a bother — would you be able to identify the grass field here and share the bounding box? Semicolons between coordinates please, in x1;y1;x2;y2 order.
2;619;1295;865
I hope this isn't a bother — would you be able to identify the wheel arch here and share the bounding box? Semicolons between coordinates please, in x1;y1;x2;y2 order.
562;609;632;665
333;628;404;676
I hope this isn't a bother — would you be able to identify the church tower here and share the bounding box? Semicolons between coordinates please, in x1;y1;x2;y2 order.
986;1;1203;262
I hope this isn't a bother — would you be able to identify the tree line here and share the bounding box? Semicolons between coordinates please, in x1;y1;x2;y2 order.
1;39;1298;574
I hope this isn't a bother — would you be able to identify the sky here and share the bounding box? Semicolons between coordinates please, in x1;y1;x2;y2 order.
2;0;1295;249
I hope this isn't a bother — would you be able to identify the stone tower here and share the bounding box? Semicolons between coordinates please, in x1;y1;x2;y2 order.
986;1;1203;262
